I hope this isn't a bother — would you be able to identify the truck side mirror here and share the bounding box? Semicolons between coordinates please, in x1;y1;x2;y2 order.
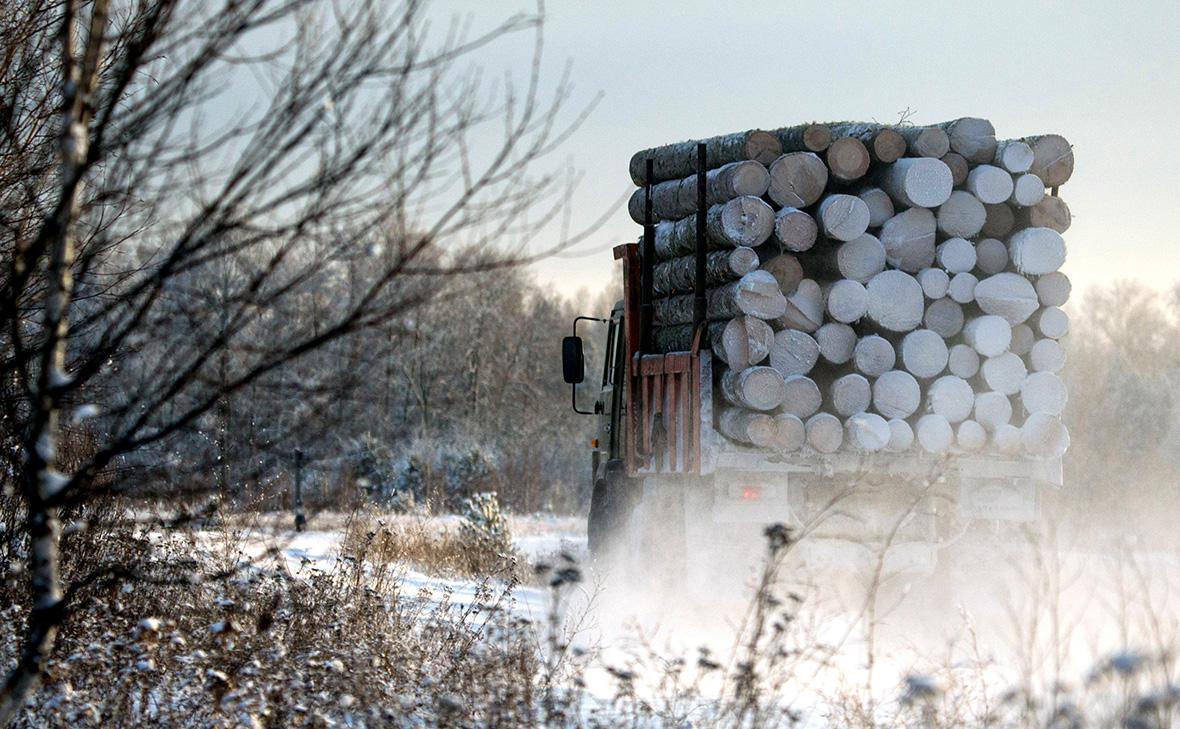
562;336;585;384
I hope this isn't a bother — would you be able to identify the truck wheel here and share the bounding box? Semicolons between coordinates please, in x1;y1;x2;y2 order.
588;460;635;562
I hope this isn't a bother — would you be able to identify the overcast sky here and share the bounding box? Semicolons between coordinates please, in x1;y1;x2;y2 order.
437;0;1180;306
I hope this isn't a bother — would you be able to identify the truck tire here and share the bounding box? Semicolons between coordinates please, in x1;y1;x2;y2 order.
587;459;637;562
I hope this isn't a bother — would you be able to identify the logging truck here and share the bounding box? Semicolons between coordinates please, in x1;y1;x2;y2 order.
562;134;1066;590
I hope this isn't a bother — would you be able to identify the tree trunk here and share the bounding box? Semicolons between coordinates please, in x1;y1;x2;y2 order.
948;344;981;379
948;272;978;304
654;196;775;259
718;407;778;447
766;152;828;208
879;157;953;208
825;136;871;182
974;391;1013;431
824;279;868;324
627;160;771;223
1022;134;1074;187
981;352;1027;395
886;419;915;451
714;316;775;369
654;270;786;325
800;233;886;284
1020;412;1070;458
872;370;921;418
1036;306;1070;339
773;279;824;332
917;267;950;299
896;125;950;158
773;413;806;452
1021;371;1068;416
963;314;1012;357
652;246;759;297
774;123;832;152
937;117;997;163
928;375;975;422
1011;323;1035;355
936;237;977;273
720;366;788;411
1010;173;1045;207
1030;338;1066;373
957;420;988;451
629;129;782;185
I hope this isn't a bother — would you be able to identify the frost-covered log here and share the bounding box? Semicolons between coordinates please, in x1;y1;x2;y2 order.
982;201;1016;237
938;117;997;163
966;164;1015;204
928;375;975;423
654;270;786;325
886;419;915;452
1030;338;1066;372
980;352;1027;395
825;136;871;182
830;373;871;417
714;316;775;369
630;129;782;185
975;238;1009;275
1010;324;1035;356
718;408;778;447
781;375;823;419
900;329;949;379
948;272;978;304
936;190;986;238
830;123;906;163
873;369;921;418
1021;412;1070;458
805;412;844;453
924;298;964;338
816;322;857;364
994;423;1023;454
770;328;820;377
1021;371;1068;415
1036;306;1070;339
628;160;772;222
772;207;819;253
1023;134;1074;187
821;233;887;284
857;187;895;227
654;196;775;259
817;194;870;241
824;279;869;323
854;334;897;377
880;208;936;272
1035;272;1071;307
1010;173;1046;207
720;366;788;411
865;270;925;332
974;273;1039;325
775;279;824;332
963;314;1013;357
957;420;988;451
916;414;954;453
1021;195;1071;233
994;139;1034;173
947;343;981;378
974;391;1013;431
845;412;891;451
879;157;954;208
936;237;977;274
756;249;804;294
773;413;807;452
1008;227;1066;275
917;267;950;299
940;152;969;186
896;125;950;158
767;152;829;208
775;123;833;153
653;247;759;297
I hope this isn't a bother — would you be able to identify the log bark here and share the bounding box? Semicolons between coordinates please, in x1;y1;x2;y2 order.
654;196;775;259
1010;323;1035;356
1030;338;1066;373
917;267;950;299
887;418;915;452
1020;412;1070;458
963;314;1012;357
775;123;832;153
948;272;978;304
896;126;950;158
1009;227;1066;275
928;375;975;422
772;207;819;253
766;152;829;208
652;246;759;297
830;373;871;416
773;413;807;452
994;139;1034;173
974;272;1039;325
781;375;823;419
957;420;987;451
854;334;896;377
653;321;724;354
829;123;906;163
1021;371;1067;415
940;152;969;186
879;157;953;208
774;279;824;332
974;391;1013;431
981;352;1027;395
824;279;868;323
846;412;890;451
924;297;964;338
718;407;778;447
825;136;871;182
755;248;804;294
975;237;1009;275
1023;134;1074;187
816;322;857;365
1035;271;1071;306
936;190;986;238
630;129;782;185
916;414;954;453
714;316;775;369
872;369;921;418
982;202;1016;237
769;328;819;377
900;328;949;379
966;164;1015;204
947;344;981;378
1020;195;1071;233
857;187;894;227
1036;306;1070;339
627;160;772;223
936;237;977;274
817;194;870;241
937;117;997;163
865;270;924;332
1010;173;1045;207
720;366;788;411
805;412;844;453
880;207;936;272
654;270;787;325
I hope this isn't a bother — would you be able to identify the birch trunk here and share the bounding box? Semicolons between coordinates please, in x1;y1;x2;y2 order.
654;196;775;259
652;246;759;297
629;129;782;185
627;160;772;223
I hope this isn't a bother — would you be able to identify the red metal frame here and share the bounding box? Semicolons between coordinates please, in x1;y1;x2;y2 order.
614;242;703;477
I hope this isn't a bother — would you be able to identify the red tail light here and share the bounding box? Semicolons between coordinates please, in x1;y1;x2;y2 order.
741;486;762;501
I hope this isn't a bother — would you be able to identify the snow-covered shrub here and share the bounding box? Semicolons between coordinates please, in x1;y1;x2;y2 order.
348;437;500;512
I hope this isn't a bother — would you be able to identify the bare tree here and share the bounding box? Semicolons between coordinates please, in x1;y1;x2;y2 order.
0;0;594;718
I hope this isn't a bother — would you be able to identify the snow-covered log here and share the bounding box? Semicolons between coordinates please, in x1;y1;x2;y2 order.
948;272;978;305
966;164;1015;205
865;270;925;332
1020;412;1070;458
916;414;954;453
815;322;857;365
936;237;977;274
857;187;895;228
718;408;778;447
886;419;915;452
1030;338;1066;373
720;366;789;411
654;196;775;259
938;117;997;163
994;139;1034;173
781;375;823;419
845;412;891;451
630;129;782;185
1021;371;1068;415
1023;134;1074;187
964;315;1014;357
817;194;871;241
770;329;820;377
805;412;843;453
872;369;921;418
1010;173;1046;207
973;273;1039;325
917;267;950;299
824;279;869;323
974;391;1013;431
854;334;897;377
767;152;829;208
715;316;775;369
947;344;981;379
773;414;807;452
880;208;937;272
1009;227;1066;275
879;157;953;208
628;160;772;222
1036;306;1070;339
900;329;949;379
1035;272;1071;307
653;246;760;297
980;352;1028;395
936;191;986;238
775;279;825;332
957;420;988;451
654;270;787;325
772;207;819;253
928;375;975;423
830;373;872;417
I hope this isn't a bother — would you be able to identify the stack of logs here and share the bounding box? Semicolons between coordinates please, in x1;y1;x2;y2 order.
633;118;1072;459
